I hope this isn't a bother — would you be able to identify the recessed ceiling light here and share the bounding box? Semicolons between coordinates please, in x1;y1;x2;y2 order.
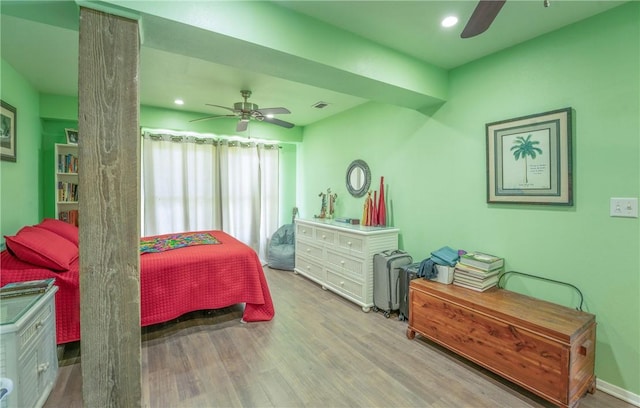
441;16;458;28
174;99;184;105
312;101;329;109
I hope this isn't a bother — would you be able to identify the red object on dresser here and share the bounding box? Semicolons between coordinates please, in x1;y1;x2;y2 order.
378;176;386;226
1;230;275;344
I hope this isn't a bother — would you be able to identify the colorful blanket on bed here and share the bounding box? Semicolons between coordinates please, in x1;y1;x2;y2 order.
140;232;220;253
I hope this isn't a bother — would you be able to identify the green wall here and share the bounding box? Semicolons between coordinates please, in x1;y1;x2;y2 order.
0;59;42;245
300;3;639;395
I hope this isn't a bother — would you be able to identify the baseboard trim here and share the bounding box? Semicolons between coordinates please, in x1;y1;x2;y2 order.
597;378;640;406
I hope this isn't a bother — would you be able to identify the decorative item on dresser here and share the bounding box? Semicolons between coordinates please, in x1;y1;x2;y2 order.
0;286;59;408
294;218;399;312
407;279;596;408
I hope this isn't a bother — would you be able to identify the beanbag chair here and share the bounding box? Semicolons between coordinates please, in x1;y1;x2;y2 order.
267;224;295;271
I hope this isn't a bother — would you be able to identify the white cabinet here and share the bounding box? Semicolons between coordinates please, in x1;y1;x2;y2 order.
0;288;59;408
294;219;399;312
55;143;79;225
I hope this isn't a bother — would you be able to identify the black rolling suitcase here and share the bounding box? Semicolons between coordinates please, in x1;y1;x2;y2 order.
398;263;420;321
373;250;413;318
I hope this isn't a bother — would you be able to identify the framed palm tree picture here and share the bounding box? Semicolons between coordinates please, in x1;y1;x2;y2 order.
486;107;572;205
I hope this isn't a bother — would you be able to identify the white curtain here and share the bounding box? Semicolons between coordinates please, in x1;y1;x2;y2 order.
142;132;279;260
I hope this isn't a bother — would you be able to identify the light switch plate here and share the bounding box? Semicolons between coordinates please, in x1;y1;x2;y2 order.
610;198;638;218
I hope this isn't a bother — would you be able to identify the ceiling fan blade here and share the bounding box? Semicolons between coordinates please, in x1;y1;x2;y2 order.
236;120;249;132
461;0;506;39
189;114;235;123
263;116;295;129
256;107;290;115
205;104;236;113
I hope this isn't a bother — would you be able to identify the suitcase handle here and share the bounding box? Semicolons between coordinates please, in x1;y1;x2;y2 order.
381;249;405;256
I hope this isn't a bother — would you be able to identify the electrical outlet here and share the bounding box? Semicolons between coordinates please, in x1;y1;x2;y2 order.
610;198;638;218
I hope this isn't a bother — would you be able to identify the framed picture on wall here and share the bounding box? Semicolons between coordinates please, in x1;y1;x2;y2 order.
65;128;79;145
1;100;17;162
486;107;573;205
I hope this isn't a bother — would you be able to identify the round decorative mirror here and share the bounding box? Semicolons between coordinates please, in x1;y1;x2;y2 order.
346;159;371;198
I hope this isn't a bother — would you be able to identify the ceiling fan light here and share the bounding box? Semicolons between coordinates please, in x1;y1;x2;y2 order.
174;99;184;105
441;16;458;28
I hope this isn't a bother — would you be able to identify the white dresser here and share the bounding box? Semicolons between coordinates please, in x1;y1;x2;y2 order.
0;287;58;408
294;219;399;312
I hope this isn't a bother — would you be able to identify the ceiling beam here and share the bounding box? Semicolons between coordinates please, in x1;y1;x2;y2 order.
96;0;449;111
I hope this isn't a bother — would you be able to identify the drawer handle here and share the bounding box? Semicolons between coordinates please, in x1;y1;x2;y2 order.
38;362;50;373
579;339;593;356
340;281;344;286
340;260;345;265
302;229;306;233
306;265;310;270
347;241;352;246
35;320;44;330
322;234;326;239
306;248;311;252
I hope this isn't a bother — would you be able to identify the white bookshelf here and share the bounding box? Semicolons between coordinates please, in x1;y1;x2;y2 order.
54;143;79;225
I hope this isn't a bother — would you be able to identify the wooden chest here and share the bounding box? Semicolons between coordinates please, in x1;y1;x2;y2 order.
407;279;596;408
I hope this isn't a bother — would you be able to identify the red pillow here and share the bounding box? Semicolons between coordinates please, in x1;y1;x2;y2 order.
5;226;78;271
35;218;79;246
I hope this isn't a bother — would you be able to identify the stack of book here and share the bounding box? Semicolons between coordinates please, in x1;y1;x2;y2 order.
453;252;504;292
0;278;55;298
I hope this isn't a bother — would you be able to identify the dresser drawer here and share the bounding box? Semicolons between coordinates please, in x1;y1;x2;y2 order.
296;240;323;261
17;299;53;356
315;227;337;246
295;254;325;282
296;223;315;240
325;250;364;280
326;270;364;302
337;232;365;257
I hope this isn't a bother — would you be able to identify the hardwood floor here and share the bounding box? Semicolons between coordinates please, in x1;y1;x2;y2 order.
45;267;633;408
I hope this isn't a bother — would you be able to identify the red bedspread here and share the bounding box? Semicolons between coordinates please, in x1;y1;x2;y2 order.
0;230;274;344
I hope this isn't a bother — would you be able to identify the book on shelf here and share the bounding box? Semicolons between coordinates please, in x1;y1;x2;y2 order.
1;278;55;298
57;182;78;202
459;251;504;271
58;153;78;173
58;210;79;226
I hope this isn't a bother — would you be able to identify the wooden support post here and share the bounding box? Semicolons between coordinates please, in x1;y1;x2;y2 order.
78;7;141;407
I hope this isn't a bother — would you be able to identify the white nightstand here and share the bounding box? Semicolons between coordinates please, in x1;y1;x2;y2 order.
0;287;58;408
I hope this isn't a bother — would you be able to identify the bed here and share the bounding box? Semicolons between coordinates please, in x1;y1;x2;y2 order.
1;219;275;344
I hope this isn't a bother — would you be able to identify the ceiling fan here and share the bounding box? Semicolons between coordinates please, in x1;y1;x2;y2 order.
461;0;506;38
190;90;295;132
461;0;550;39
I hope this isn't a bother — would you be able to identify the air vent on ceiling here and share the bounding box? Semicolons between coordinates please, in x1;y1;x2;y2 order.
312;101;329;109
